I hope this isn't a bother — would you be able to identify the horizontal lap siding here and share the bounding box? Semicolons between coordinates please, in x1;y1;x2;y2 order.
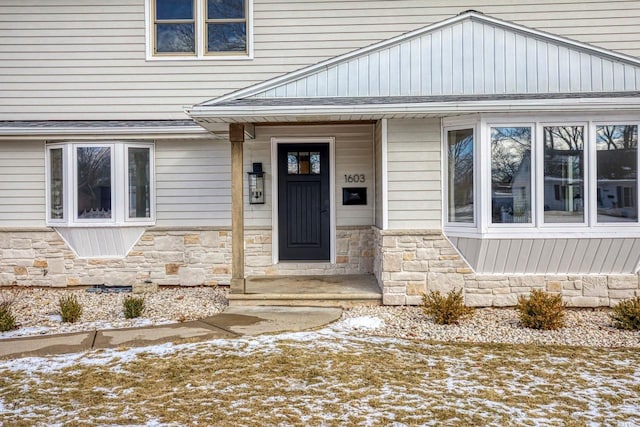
0;142;45;227
387;118;441;229
1;0;640;119
154;139;231;227
246;124;374;228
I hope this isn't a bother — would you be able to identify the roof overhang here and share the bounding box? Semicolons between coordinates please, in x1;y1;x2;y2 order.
188;93;640;127
0;120;227;141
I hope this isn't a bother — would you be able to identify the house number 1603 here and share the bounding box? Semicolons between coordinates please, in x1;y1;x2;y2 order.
344;174;365;183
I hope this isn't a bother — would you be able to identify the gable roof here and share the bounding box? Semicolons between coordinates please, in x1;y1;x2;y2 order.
187;11;640;122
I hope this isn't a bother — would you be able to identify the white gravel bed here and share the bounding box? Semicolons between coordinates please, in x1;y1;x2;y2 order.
0;286;228;339
2;286;639;348
341;305;640;348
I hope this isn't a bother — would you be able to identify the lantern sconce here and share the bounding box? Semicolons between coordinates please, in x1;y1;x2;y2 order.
248;162;265;204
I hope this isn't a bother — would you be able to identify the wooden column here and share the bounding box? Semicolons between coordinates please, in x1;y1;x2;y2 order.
229;123;245;294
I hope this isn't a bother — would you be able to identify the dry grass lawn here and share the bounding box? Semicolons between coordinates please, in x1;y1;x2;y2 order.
0;331;638;426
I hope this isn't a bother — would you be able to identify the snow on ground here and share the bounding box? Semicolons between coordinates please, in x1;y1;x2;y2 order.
1;316;639;425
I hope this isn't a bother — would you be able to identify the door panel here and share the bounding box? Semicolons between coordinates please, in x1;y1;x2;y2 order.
278;143;330;260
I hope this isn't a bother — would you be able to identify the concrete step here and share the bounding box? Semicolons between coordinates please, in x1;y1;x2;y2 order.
229;274;383;308
228;292;382;308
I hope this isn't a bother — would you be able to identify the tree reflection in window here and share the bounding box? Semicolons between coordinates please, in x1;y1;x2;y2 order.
447;129;474;223
154;0;196;54
491;127;532;224
596;125;638;222
77;147;112;219
543;126;585;223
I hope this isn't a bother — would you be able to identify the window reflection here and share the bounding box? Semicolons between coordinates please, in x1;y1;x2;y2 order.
447;129;474;223
287;151;321;175
49;148;64;220
596;125;638;223
155;0;196;54
128;148;151;219
77;147;112;220
543;126;585;223
491;127;532;224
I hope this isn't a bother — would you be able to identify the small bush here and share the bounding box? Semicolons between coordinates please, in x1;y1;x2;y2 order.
611;296;640;330
59;294;83;323
516;290;566;330
123;295;145;319
0;301;17;332
422;288;474;325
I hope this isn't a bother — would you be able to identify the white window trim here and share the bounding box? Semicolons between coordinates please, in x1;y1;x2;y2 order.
484;122;537;231
145;0;254;61
45;142;155;227
442;122;479;230
443;113;640;239
73;143;116;224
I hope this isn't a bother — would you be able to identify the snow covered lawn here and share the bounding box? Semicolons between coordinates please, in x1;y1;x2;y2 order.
1;317;638;426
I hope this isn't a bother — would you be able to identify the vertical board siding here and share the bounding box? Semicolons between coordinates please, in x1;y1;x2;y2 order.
2;0;640;120
453;237;640;274
387;118;441;229
255;18;640;100
246;124;374;228
154;139;231;227
0;141;45;227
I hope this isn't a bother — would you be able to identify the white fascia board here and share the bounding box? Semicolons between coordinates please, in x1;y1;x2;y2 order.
187;97;640;121
0;126;211;141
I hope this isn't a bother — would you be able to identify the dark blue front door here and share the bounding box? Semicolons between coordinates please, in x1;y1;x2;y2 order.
278;143;330;261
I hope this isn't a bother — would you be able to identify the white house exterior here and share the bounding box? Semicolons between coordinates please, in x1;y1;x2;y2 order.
1;1;640;307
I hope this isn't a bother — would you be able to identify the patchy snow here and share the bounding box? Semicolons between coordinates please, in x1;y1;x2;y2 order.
331;315;385;331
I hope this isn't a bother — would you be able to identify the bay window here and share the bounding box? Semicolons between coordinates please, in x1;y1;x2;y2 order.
46;142;155;226
444;116;640;235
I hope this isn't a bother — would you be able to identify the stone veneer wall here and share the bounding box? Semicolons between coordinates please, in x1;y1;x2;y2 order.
0;228;233;288
0;226;374;288
245;226;374;276
373;228;640;307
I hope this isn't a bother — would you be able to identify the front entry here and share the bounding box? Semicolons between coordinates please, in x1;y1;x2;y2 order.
278;143;330;260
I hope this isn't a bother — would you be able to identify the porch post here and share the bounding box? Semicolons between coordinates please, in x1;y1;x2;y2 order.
229;123;245;293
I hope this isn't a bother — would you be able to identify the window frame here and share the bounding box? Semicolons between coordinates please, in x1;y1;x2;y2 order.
443;113;640;239
442;122;479;229
591;121;640;229
45;142;155;227
486;122;536;229
146;0;253;61
538;122;589;229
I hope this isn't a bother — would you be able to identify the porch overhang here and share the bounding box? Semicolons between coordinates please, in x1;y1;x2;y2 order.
187;92;640;127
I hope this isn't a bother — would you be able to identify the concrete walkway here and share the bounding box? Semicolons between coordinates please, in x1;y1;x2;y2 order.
0;306;343;359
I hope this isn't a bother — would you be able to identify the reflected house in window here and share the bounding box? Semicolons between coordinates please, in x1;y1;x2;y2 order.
596;125;638;222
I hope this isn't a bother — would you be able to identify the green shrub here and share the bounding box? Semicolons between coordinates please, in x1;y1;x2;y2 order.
610;296;640;330
123;295;145;319
0;301;17;332
59;294;83;323
516;290;566;330
422;288;474;325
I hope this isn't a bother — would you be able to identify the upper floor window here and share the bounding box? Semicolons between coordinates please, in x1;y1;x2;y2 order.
46;142;155;226
149;0;252;59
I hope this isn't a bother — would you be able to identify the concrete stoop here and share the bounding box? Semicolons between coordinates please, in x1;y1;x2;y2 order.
228;274;383;308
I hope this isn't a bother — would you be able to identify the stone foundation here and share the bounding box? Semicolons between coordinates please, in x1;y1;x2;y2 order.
0;226;374;288
246;226;374;276
373;228;640;307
